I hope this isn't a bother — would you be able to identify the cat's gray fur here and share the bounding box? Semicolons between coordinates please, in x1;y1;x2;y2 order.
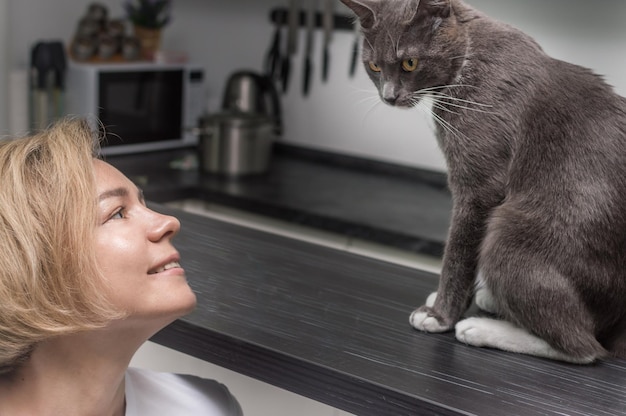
340;0;626;363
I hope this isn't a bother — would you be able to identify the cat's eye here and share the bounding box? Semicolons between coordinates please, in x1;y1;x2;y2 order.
402;58;419;72
368;62;382;72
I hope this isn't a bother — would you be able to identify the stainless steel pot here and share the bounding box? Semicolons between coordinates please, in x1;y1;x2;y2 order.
198;112;275;176
196;70;282;176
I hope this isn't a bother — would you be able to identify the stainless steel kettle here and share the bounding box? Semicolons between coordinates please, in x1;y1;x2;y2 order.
222;70;282;134
198;71;282;176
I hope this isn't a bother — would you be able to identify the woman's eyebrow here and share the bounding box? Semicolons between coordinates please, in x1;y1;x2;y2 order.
98;187;144;202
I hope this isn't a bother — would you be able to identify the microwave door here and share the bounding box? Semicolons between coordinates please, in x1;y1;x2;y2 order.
98;69;183;146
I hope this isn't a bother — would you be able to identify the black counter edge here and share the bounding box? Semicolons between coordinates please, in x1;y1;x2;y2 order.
273;143;449;191
151;320;462;416
197;189;446;257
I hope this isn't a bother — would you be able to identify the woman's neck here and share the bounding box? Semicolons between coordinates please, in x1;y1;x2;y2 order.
0;328;143;416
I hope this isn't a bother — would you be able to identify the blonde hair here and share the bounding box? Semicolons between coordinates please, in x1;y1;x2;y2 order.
0;118;124;374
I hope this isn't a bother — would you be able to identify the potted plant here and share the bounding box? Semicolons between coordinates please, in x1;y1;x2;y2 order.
123;0;171;59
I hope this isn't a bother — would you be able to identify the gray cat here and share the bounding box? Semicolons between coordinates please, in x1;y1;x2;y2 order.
340;0;626;363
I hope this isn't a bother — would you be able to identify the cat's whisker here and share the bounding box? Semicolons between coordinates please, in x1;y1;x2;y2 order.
356;95;383;107
416;101;444;137
430;101;497;115
431;111;466;139
427;90;491;106
360;100;383;124
425;92;496;114
428;110;455;136
349;87;380;96
427;98;497;115
421;90;488;105
417;99;449;130
417;84;479;93
413;92;459;115
413;92;470;115
422;98;467;139
430;101;460;115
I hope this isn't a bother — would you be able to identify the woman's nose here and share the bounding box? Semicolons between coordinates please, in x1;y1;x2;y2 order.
148;211;180;242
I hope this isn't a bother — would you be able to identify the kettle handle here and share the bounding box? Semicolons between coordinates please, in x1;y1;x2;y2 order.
257;73;283;136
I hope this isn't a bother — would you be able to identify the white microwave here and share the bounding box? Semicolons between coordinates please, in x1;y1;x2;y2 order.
65;62;206;155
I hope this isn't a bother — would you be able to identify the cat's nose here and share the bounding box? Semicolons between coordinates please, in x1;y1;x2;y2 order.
382;83;398;105
384;95;398;105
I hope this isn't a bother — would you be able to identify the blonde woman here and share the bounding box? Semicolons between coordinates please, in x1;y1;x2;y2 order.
0;118;242;415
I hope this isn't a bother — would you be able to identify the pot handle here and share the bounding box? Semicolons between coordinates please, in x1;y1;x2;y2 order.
259;73;283;136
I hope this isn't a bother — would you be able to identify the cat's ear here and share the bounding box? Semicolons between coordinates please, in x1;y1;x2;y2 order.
340;0;379;29
421;0;452;18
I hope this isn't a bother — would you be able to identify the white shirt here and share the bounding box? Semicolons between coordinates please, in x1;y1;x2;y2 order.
125;367;243;415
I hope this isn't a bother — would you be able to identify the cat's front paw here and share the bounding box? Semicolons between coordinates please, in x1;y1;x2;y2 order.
410;305;453;333
455;317;490;346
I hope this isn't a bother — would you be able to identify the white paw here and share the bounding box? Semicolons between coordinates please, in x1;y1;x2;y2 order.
455;317;491;346
409;310;450;333
455;317;599;363
425;291;437;307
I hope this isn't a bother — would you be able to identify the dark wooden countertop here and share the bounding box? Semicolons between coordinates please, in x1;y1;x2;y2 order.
152;203;626;416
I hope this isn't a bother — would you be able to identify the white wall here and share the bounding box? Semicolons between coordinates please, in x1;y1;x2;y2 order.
272;0;626;172
3;0;626;168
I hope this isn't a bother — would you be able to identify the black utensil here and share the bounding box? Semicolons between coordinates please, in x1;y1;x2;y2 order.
349;23;360;77
303;0;316;96
265;24;282;81
322;0;333;82
281;0;299;93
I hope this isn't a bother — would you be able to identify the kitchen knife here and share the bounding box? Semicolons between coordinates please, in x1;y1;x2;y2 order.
281;0;299;93
302;0;316;96
322;0;334;82
349;22;360;77
265;23;282;81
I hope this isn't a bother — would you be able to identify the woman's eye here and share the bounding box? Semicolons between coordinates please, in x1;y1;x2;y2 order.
109;208;125;221
368;62;382;72
402;58;418;72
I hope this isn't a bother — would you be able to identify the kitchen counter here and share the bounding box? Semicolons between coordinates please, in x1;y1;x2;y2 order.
151;203;626;416
106;144;452;257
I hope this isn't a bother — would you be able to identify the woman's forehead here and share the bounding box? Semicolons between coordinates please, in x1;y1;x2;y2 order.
93;159;135;194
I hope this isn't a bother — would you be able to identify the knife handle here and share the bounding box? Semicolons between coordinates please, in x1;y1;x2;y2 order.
303;59;312;96
281;58;291;93
350;41;359;77
322;48;329;82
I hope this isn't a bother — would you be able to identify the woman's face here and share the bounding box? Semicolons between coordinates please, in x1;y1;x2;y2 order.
93;159;196;326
